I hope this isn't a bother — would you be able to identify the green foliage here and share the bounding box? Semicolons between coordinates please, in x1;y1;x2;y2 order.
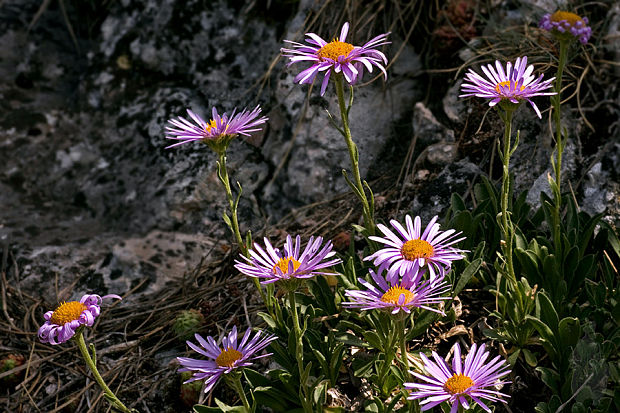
445;171;620;410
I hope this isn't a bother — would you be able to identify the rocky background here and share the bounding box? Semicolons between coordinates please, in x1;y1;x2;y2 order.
1;0;618;411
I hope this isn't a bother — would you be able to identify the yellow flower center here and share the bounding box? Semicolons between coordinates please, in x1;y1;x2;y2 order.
317;39;354;61
443;373;474;395
381;285;415;305
49;301;88;325
551;11;584;25
204;119;217;133
215;347;243;368
495;80;525;93
272;257;302;275
401;239;434;261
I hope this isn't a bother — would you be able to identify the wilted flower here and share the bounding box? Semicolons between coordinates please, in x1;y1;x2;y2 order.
365;215;465;284
165;106;268;152
459;56;556;118
343;268;450;315
281;22;390;95
38;294;121;345
405;342;511;412
235;234;342;288
177;326;276;395
540;11;592;44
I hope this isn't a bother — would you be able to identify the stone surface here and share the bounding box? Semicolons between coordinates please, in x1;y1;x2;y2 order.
412;102;455;146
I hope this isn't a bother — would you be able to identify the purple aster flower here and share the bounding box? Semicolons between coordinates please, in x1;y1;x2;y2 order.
235;234;342;287
38;294;121;345
365;215;466;284
177;326;276;395
540;11;592;45
165;105;268;151
343;268;450;315
459;56;556;118
281;22;390;96
405;342;511;412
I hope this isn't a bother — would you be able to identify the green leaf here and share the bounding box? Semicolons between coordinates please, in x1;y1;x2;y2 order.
222;213;232;229
450;192;466;212
257;312;276;329
193;405;220;413
252;387;293;411
334;332;368;348
522;348;538;367
363;330;384;351
536;367;560;394
508;349;520;366
525;315;557;360
538;291;559;332
453;258;481;297
558;317;581;349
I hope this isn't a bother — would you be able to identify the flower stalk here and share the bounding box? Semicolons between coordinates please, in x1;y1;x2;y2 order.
334;74;375;237
226;372;251;413
397;316;410;372
75;330;135;413
550;39;569;254
498;107;518;286
217;151;267;305
288;291;312;413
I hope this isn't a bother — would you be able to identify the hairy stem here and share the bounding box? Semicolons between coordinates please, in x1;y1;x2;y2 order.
398;317;410;372
334;75;375;236
75;331;134;413
288;291;312;413
218;151;267;305
551;39;569;254
500;110;517;286
229;373;251;412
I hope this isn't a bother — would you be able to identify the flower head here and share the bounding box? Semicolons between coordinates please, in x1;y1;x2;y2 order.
540;11;592;44
343;268;450;315
281;22;390;95
177;326;276;395
38;294;121;345
235;234;341;289
459;56;556;118
165;105;268;152
405;343;511;412
365;215;466;284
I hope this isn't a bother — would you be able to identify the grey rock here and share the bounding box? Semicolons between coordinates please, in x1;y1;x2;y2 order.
410;160;482;223
426;142;458;165
412;102;455;146
443;80;466;123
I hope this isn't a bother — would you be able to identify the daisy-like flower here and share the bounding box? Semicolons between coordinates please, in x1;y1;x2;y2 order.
540;11;592;45
177;326;277;395
365;215;465;284
343;268;450;315
459;56;556;118
235;234;342;289
38;294;121;345
281;22;390;96
165;105;268;152
405;342;511;412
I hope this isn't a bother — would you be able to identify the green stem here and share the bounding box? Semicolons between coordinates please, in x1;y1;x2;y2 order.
378;320;398;397
500;110;517;286
551;39;569;254
218;151;245;250
75;331;133;413
229;373;251;413
397;317;409;372
334;75;375;237
288;291;312;413
217;151;267;306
